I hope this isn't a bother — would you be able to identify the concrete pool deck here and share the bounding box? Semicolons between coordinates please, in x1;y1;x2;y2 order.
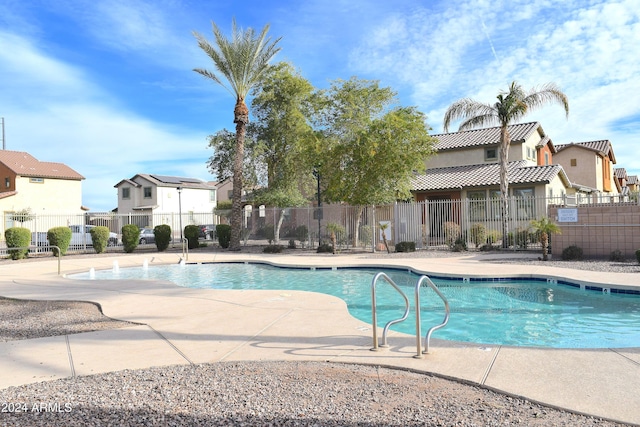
0;251;639;425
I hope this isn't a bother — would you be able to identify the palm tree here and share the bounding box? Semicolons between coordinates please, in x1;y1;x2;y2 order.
194;19;281;250
530;217;561;261
443;81;569;248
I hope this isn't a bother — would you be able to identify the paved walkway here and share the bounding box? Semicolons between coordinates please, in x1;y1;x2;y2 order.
0;250;639;425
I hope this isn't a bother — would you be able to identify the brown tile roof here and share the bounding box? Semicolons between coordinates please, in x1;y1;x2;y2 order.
411;160;567;191
628;175;639;185
115;174;216;190
433;122;542;151
0;150;84;180
614;168;627;179
555;140;616;163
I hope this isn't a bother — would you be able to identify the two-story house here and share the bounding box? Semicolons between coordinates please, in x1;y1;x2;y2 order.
411;122;572;203
553;140;620;200
1;150;85;233
114;174;217;228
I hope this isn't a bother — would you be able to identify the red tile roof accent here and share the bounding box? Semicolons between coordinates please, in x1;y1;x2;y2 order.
0;150;84;180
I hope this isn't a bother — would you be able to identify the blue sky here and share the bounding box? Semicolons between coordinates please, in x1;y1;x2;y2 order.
1;0;638;211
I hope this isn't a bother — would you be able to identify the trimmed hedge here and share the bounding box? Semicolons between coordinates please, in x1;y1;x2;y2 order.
48;226;72;256
216;224;231;249
90;226;110;254
154;224;171;251
122;224;140;253
395;241;416;253
562;244;583;261
5;227;31;260
184;225;200;249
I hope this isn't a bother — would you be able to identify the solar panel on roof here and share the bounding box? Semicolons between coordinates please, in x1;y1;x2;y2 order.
150;175;183;184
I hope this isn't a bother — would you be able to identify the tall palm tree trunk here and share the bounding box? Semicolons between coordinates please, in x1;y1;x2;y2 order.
499;126;510;249
230;99;249;251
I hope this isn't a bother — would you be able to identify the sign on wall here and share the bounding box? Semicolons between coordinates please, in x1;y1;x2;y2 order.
557;208;578;222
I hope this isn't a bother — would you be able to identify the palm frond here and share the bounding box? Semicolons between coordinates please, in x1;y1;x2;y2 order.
523;82;570;118
443;99;497;132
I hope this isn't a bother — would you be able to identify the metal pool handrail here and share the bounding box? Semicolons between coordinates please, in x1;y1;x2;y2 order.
414;275;450;358
370;272;410;351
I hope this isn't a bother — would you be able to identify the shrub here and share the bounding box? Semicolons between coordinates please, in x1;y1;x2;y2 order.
444;222;461;248
395;241;416;253
258;225;275;243
263;244;283;253
317;243;334;253
288;239;296;249
636;249;640;264
4;227;31;260
47;226;72;256
359;225;373;247
469;223;487;248
89;226;110;254
295;225;308;243
154;224;171;251
486;230;501;245
121;224;140;253
452;237;468;252
507;228;530;248
184;225;200;249
216;224;231;248
562;245;583;261
609;249;624;262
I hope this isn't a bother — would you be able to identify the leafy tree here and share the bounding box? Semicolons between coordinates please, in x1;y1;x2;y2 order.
530;217;561;261
443;81;569;248
315;78;436;245
194;19;282;251
249;62;316;243
206;129;263;190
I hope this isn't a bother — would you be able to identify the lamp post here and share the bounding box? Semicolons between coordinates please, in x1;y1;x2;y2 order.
177;186;183;242
312;168;321;245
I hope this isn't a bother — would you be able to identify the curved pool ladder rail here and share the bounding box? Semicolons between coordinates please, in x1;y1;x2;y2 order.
370;272;411;351
414;275;450;358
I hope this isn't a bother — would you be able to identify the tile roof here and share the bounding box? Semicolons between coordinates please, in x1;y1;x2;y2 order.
432;122;542;151
627;175;639;185
614;168;627;179
555;140;616;163
0;150;84;180
411;160;567;191
115;174;216;190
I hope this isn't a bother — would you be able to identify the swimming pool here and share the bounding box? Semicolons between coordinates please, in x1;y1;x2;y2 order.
70;262;640;348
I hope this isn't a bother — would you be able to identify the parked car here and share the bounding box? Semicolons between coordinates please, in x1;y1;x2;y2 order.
31;225;118;247
198;224;216;239
139;228;155;245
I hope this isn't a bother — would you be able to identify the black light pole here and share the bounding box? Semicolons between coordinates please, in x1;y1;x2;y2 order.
313;169;321;244
177;186;183;241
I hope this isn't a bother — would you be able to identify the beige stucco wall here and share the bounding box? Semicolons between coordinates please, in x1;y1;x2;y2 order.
554;147;599;189
2;176;83;214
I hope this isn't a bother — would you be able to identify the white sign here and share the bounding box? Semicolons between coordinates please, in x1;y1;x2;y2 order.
557;208;578;222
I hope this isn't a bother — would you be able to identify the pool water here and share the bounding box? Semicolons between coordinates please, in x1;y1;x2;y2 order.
70;263;640;348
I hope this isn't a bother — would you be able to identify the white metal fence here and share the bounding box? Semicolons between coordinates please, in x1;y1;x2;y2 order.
3;193;639;254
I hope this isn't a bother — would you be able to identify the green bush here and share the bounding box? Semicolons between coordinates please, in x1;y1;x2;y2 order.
4;227;31;260
395;241;416;252
48;226;72;256
507;228;530;248
216;224;231;249
562;245;583;261
288;239;296;249
89;226;110;254
359;225;373;247
486;230;501;245
317;243;333;253
295;225;308;243
121;224;140;253
184;225;200;249
154;224;171;251
263;244;283;253
469;223;487;248
452;237;468;252
610;249;624;262
636;249;640;264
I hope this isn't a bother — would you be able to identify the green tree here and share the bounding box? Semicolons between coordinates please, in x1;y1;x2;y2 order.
443;81;569;248
206;129;263;189
250;62;315;244
194;19;282;251
530;217;561;261
316;78;436;245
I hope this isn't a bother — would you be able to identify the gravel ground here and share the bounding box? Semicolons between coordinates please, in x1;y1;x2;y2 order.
0;251;636;426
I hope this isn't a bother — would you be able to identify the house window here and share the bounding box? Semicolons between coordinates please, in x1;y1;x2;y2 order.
570;159;577;167
29;177;44;183
468;191;486;221
143;187;152;198
4;178;9;188
122;188;130;200
513;188;535;220
544;153;550;165
485;148;497;161
209;190;216;202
